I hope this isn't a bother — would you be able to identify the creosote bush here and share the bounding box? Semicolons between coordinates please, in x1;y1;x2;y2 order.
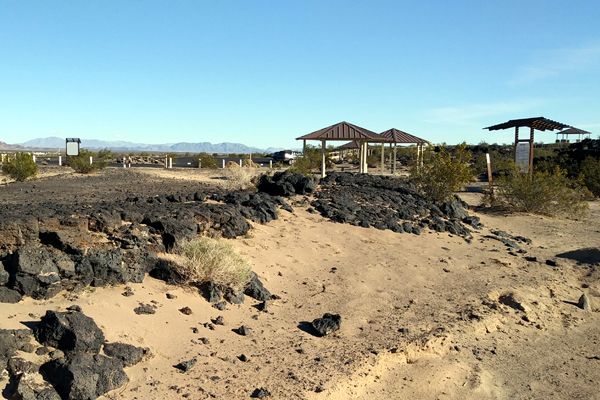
486;168;589;217
289;145;332;176
68;149;107;174
1;153;38;182
198;153;217;169
410;144;473;202
159;237;252;290
579;157;600;197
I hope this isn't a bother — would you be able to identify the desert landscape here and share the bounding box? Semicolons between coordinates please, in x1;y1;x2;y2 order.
0;167;598;399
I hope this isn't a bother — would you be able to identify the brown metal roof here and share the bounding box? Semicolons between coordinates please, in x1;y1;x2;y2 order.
296;121;391;142
556;127;591;136
335;141;361;150
380;128;428;144
483;117;570;132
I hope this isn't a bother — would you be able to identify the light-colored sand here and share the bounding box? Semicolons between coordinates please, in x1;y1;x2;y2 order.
1;185;599;399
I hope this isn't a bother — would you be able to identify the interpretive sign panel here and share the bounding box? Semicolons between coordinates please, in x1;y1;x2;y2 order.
515;142;530;173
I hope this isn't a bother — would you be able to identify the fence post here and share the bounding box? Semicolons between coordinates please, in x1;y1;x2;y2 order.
222;159;225;168
198;159;201;169
58;155;62;166
33;155;36;163
239;159;242;167
169;158;173;169
269;160;272;168
164;156;168;168
89;156;93;165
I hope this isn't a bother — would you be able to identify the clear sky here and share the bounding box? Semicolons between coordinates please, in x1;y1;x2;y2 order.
1;0;599;148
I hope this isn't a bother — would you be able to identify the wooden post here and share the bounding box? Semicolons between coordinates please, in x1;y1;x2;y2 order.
514;126;519;162
486;153;493;185
222;159;225;168
303;140;307;154
165;156;168;168
529;126;534;175
89;156;93;165
321;140;326;178
420;144;424;168
392;143;397;174
380;142;384;173
198;159;201;168
169;158;173;169
58;155;62;166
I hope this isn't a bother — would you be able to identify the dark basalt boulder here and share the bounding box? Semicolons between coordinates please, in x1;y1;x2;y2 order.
103;342;150;367
0;286;23;303
311;313;342;337
0;329;34;370
257;171;315;196
40;353;128;400
244;272;273;301
33;310;105;354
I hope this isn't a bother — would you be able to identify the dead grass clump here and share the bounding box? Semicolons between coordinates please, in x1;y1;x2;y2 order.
160;237;252;290
224;163;256;190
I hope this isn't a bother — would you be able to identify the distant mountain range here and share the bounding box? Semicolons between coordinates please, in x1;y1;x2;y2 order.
0;141;24;150
14;137;284;154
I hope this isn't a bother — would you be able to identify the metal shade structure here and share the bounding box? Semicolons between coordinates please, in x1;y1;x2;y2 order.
554;127;592;143
296;121;392;177
483;117;571;173
379;129;429;173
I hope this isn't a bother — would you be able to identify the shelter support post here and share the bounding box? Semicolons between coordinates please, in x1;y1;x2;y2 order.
529;127;534;175
321;140;326;178
380;143;384;173
420;144;424;168
514;126;519;161
303;140;307;155
392;143;397;174
364;142;369;173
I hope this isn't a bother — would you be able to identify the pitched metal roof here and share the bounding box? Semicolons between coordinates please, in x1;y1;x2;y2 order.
483;117;570;132
335;141;361;150
380;128;428;144
296;121;391;142
556;127;591;136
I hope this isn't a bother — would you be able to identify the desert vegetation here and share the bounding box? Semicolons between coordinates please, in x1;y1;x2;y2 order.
1;152;38;181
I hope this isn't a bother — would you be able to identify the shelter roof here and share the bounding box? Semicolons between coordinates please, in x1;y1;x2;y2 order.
483;117;570;132
556;127;591;136
296;121;391;142
380;128;428;144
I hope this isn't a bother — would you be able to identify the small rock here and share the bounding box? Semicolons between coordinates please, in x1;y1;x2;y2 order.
578;293;591;311
212;316;224;325
166;293;177;299
174;358;197;372
524;256;538;262
35;346;51;356
311;313;341;337
179;307;193;315
0;287;23;303
233;325;251;336
103;342;151;367
251;387;271;398
545;259;558;267
237;354;249;362
134;304;156;315
122;287;135;297
256;301;269;312
212;301;227;311
66;305;81;312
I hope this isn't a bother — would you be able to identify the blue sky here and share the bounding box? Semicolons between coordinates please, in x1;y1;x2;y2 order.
1;0;599;148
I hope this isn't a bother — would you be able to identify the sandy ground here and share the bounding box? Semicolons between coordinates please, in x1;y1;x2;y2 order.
1;169;599;399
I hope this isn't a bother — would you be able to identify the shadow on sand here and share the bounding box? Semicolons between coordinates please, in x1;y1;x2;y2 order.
556;248;600;265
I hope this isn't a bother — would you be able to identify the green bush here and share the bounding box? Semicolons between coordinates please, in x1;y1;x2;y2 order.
2;153;38;181
579;157;600;197
159;237;252;290
290;145;332;176
410;144;473;202
68;149;106;174
488;168;589;217
198;153;217;169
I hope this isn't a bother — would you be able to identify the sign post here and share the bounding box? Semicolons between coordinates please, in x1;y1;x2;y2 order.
486;153;493;185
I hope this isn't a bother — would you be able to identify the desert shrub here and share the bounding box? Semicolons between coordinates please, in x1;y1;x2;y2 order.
199;153;217;169
224;163;255;190
68;150;107;174
290;145;332;176
488;168;588;217
1;153;38;181
579;157;600;197
410;144;473;202
161;237;252;290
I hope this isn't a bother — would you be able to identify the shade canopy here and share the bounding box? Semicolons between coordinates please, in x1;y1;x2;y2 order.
336;141;361;150
296;121;391;142
379;128;428;144
556;127;591;136
483;117;570;132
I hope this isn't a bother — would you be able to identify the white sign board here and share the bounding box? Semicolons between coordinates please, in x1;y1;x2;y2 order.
515;142;530;173
66;141;80;156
